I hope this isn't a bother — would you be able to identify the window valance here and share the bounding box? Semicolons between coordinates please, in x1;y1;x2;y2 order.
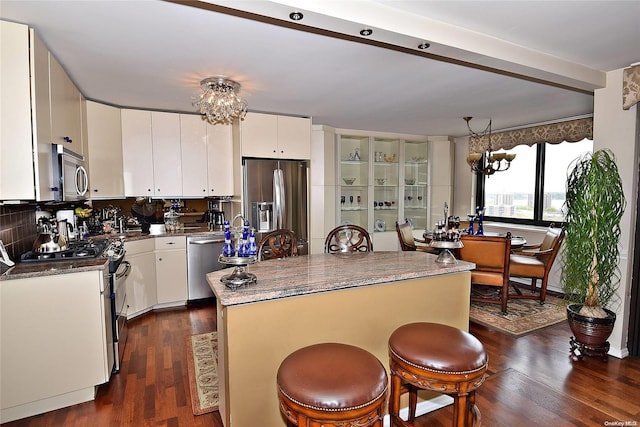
623;64;640;110
469;117;593;154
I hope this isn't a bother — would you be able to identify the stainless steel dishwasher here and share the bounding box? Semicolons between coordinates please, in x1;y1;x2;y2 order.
187;235;225;301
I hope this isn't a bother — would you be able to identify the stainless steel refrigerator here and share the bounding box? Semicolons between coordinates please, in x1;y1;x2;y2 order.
243;158;309;254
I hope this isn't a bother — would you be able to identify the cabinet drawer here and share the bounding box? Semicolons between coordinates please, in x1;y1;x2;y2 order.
124;238;155;255
154;235;186;250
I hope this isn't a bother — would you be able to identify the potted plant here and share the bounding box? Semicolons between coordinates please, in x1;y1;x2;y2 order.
561;149;626;361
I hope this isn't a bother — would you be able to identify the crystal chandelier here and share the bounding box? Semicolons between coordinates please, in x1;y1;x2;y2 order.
193;77;248;125
464;116;515;175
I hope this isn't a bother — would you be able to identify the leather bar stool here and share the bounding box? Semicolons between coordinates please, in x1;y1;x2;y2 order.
388;323;488;427
277;343;388;427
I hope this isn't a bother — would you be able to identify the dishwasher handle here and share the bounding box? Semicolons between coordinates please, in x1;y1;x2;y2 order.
189;239;223;245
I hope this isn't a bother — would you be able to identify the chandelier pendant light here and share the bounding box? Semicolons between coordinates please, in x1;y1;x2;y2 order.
464;117;515;176
193;77;248;125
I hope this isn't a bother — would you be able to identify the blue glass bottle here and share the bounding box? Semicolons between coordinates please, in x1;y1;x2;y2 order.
248;228;257;256
222;219;235;257
475;207;485;236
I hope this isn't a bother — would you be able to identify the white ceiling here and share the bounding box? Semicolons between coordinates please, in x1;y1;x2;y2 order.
1;0;638;137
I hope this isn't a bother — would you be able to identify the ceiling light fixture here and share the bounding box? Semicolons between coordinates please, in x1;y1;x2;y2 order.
193;77;248;125
464;117;515;175
360;28;373;36
289;11;303;21
418;42;431;50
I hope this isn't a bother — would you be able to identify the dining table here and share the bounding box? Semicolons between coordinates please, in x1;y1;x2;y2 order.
424;231;527;249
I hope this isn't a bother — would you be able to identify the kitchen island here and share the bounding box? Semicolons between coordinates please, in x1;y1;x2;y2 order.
207;251;475;427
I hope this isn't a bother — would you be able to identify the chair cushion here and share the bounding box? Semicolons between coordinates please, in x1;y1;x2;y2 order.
277;343;388;411
389;322;487;374
510;254;545;277
471;270;505;286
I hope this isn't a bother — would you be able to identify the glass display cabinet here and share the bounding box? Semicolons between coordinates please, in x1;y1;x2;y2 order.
338;135;369;229
403;140;429;231
337;134;429;234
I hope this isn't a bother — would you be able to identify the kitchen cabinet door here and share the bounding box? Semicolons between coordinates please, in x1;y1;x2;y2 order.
151;111;182;197
49;53;83;155
206;122;234;196
122;109;154;197
277;115;311;159
241;112;311;159
155;236;187;305
124;239;157;318
180;114;209;197
0;22;54;201
85;101;124;198
240;112;278;158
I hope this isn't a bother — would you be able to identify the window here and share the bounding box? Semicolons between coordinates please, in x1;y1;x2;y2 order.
477;138;593;225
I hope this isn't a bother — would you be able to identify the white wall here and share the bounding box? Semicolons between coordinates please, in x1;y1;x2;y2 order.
593;68;639;359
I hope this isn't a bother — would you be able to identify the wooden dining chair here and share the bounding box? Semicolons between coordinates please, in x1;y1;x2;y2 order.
395;221;438;254
324;224;373;254
509;224;565;305
257;229;299;261
459;234;512;314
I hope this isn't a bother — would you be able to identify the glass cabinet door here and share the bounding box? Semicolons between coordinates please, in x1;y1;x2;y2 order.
403;141;429;230
372;138;399;233
338;135;369;229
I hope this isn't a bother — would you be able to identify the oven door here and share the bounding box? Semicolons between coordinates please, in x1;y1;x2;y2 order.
113;260;130;373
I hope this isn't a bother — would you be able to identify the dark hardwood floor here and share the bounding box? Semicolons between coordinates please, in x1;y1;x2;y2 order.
3;303;639;426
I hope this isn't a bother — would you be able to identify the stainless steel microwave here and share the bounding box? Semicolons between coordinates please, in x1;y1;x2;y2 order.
52;144;88;201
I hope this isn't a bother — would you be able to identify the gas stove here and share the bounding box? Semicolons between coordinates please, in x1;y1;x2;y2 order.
21;239;111;263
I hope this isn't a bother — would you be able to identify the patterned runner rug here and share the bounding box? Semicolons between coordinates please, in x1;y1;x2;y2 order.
186;332;219;415
469;287;567;337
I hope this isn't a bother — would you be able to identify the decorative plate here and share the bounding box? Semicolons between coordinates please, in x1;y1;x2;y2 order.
341;219;353;225
375;219;386;232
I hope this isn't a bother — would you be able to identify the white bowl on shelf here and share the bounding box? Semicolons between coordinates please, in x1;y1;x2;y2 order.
343;177;356;185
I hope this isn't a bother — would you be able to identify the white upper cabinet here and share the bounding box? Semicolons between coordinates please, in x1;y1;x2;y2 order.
241;112;311;159
0;22;54;201
206;122;234;196
122;109;154;197
180;114;234;197
85;101;124;198
151;111;182;197
49;53;83;155
122;110;184;198
180;114;208;197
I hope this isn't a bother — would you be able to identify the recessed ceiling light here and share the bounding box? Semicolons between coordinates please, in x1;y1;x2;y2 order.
289;11;303;21
360;28;373;37
418;42;431;50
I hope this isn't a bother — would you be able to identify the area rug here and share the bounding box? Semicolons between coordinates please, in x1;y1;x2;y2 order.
469;288;567;337
186;332;219;415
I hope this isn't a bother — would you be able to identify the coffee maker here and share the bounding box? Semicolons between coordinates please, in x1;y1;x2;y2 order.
207;200;225;230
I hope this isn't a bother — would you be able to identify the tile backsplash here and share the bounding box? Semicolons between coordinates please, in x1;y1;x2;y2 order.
0;205;37;261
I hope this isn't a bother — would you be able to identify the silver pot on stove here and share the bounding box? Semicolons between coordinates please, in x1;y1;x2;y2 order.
33;221;69;253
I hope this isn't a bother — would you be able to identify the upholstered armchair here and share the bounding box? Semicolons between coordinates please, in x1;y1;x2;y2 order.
509;224;565;305
459;234;512;314
395;221;438;254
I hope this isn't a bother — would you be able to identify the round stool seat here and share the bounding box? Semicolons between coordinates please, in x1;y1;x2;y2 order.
277;343;388;426
388;323;488;427
389;322;487;375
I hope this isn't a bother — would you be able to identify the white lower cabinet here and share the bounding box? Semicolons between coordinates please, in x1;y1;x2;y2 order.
155;236;187;305
0;270;111;423
124;236;187;318
124;238;157;318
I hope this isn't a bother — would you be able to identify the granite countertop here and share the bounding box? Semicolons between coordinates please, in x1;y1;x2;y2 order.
0;226;224;280
207;252;475;307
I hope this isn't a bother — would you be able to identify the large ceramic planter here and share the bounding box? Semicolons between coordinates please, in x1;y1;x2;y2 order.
566;303;616;361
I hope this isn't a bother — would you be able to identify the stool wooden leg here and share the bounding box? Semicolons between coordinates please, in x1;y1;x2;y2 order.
466;391;476;427
389;372;402;426
408;384;417;422
453;392;469;427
